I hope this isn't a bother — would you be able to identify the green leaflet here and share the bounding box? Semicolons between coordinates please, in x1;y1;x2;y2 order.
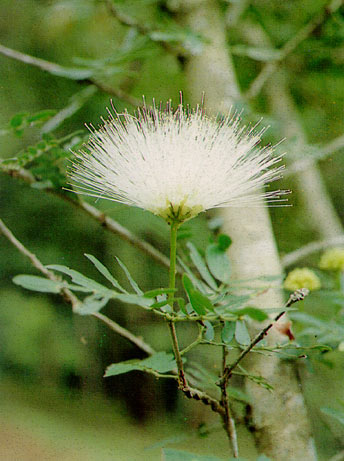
85;253;127;293
182;274;214;315
186;242;217;290
104;352;177;377
13;275;63;293
235;320;251;346
46;264;111;294
206;243;231;283
115;257;143;295
221;321;235;344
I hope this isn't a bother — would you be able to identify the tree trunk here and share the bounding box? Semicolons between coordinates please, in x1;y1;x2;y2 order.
181;0;317;458
267;69;343;239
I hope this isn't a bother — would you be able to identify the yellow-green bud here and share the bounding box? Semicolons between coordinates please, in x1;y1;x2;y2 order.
319;248;344;272
283;268;321;291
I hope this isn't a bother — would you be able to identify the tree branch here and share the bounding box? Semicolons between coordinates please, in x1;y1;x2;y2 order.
220;288;310;384
0;43;140;107
245;0;342;100
2;166;181;274
219;344;239;458
1;216;226;415
104;0;179;56
0;217;155;354
281;235;344;268
286;133;344;176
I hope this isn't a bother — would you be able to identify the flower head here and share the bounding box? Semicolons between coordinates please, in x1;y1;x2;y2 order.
319;248;344;272
283;268;321;291
69;99;288;223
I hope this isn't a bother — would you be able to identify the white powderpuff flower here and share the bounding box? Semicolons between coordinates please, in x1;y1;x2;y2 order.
69;99;288;223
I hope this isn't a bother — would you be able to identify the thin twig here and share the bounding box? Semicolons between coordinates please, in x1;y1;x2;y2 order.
0;217;156;354
0;43;140;107
226;0;250;29
245;0;342;100
104;0;179;56
92;312;156;355
0;218;59;281
286;133;344;176
323;133;344;156
220;344;239;458
281;235;344;268
0;216;226;415
76;199;175;272
180;324;204;355
220;289;310;384
41;85;98;134
181;385;225;416
2;166;180;274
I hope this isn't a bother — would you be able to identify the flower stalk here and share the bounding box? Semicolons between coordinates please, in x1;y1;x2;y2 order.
167;220;187;388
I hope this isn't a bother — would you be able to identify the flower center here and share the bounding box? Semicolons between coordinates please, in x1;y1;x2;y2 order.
154;197;204;224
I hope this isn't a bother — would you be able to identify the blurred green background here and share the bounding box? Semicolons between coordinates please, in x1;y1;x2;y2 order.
1;0;344;459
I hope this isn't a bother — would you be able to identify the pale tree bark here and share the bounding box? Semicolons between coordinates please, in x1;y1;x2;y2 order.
180;0;317;459
267;69;343;239
243;22;343;239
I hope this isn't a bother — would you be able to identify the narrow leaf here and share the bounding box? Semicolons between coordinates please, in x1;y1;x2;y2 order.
186;242;217;290
235;320;251;346
46;264;110;294
175;297;187;315
85;253;126;293
144;288;176;298
115;257;143;294
178;257;208;293
182;274;214;315
74;294;111;315
189;290;214;314
115;292;153;308
13;275;62;293
182;273;194;295
235;307;268;322
226;386;252;404
105;352;177;377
